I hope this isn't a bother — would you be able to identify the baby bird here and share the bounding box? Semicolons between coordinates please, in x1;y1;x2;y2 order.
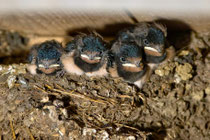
108;41;151;89
61;34;109;77
118;22;175;69
27;40;64;75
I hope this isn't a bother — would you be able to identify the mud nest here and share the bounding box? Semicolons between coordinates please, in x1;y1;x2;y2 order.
0;30;209;140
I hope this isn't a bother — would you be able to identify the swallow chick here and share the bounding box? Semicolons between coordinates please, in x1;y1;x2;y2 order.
108;41;151;88
118;22;175;69
27;40;64;75
61;34;109;77
136;23;175;69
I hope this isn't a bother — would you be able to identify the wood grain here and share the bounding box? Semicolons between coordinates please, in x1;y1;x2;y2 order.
0;10;210;37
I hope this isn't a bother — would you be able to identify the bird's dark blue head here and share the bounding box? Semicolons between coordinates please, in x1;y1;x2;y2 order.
37;41;62;60
35;40;63;74
147;27;165;45
82;35;106;52
78;35;107;64
117;43;142;58
117;27;135;42
114;42;145;72
142;26;166;56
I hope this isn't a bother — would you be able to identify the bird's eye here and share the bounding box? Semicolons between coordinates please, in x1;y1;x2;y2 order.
56;58;60;61
81;48;84;52
99;50;103;55
120;57;126;62
143;39;149;45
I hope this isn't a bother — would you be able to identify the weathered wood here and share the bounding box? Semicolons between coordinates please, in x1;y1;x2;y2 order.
0;0;209;35
0;10;209;36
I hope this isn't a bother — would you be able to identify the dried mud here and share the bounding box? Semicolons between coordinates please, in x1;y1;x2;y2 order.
0;30;209;140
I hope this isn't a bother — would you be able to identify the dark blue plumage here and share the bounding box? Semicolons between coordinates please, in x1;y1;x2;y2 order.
117;43;143;58
117;27;135;42
82;35;106;52
37;41;62;60
62;34;109;77
108;41;149;88
27;40;64;75
146;27;165;45
117;22;167;64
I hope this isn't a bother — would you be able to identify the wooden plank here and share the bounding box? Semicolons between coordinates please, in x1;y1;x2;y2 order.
0;11;210;37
